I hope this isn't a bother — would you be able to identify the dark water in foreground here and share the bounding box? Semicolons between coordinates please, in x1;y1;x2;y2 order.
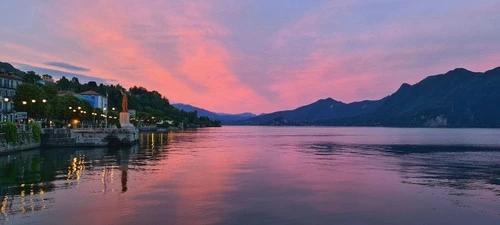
0;127;499;225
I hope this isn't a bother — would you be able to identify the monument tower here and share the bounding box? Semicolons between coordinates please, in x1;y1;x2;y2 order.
119;90;134;128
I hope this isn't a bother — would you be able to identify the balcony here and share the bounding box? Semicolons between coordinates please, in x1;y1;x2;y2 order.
0;83;16;90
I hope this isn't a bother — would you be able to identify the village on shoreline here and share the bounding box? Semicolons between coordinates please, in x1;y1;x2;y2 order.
0;62;221;152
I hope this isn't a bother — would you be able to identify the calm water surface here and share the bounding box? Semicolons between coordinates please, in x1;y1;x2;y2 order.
1;127;499;225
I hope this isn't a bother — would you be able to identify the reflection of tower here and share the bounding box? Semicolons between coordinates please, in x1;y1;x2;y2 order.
117;148;131;193
121;165;128;193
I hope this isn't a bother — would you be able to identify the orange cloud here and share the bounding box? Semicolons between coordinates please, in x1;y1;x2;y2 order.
2;0;499;113
36;0;273;113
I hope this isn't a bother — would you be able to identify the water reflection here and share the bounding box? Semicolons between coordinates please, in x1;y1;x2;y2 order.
299;142;500;216
384;145;500;196
0;132;172;222
301;142;500;191
0;127;498;225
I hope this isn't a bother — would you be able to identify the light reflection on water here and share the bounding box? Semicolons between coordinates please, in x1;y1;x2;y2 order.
0;127;499;225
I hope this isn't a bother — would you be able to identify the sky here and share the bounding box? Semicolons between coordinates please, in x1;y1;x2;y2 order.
0;0;499;114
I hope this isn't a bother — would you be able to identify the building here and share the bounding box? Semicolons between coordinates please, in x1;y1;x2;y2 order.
42;74;55;83
36;74;56;86
0;70;22;122
78;90;108;110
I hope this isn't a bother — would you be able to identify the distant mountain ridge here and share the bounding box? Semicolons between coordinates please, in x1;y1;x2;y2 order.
0;61;26;77
234;66;500;128
172;103;256;123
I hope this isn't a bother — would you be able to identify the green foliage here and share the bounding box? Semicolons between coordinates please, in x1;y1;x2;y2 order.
126;86;220;127
49;95;93;121
29;122;42;141
6;61;221;128
15;83;95;122
43;85;58;100
23;71;42;84
56;76;71;90
14;83;47;119
2;122;18;143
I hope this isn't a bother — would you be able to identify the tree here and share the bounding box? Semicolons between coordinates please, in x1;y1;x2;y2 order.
2;122;18;143
14;83;46;119
50;95;93;122
23;71;41;84
87;81;97;87
29;122;41;141
57;76;71;90
43;85;58;100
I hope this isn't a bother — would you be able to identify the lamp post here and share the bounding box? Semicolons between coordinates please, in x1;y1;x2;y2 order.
41;99;47;127
3;97;9;122
68;106;82;128
92;112;97;125
104;107;108;127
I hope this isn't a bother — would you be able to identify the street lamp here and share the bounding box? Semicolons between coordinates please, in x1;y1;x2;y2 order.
22;101;27;105
31;99;36;103
2;98;9;122
42;99;47;103
69;106;72;109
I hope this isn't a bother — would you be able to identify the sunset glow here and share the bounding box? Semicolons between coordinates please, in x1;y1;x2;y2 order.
1;0;499;113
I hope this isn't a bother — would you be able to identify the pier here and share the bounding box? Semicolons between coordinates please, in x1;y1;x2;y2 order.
41;127;139;147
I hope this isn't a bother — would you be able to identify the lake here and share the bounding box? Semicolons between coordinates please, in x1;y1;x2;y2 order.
0;126;499;225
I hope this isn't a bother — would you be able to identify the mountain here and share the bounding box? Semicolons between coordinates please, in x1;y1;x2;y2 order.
235;66;500;128
172;103;256;123
239;98;383;125
0;61;26;77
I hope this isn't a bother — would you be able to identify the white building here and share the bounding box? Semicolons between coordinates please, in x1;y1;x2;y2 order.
0;70;22;122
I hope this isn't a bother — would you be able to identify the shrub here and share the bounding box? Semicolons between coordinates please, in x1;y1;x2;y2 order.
30;122;42;142
2;122;18;144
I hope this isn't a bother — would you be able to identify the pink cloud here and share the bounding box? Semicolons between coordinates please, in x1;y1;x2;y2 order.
29;0;274;113
1;0;499;113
